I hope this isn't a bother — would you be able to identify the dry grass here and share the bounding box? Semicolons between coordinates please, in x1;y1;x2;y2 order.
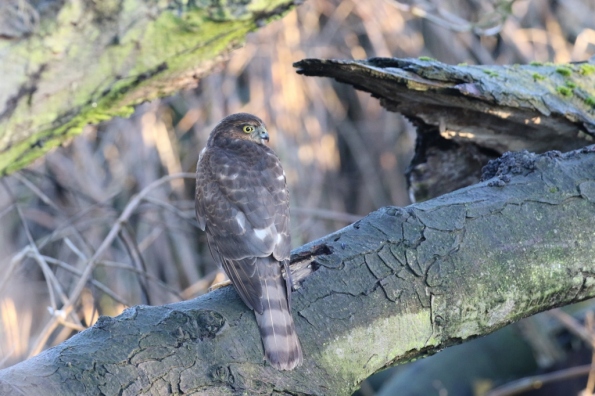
0;0;594;381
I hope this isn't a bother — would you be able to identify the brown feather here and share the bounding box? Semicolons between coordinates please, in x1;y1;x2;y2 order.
254;257;303;370
195;113;302;370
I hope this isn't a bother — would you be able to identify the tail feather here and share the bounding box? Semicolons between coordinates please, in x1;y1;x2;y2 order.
254;257;303;370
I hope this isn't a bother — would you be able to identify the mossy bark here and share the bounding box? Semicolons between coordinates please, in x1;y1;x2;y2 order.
1;146;594;395
294;58;595;201
0;0;300;175
294;58;595;153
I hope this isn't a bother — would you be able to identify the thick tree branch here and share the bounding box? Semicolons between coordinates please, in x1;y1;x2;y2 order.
294;58;595;153
1;146;594;395
294;58;595;200
0;0;301;175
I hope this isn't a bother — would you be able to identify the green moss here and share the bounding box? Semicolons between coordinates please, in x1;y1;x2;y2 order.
418;56;436;61
530;61;543;66
0;1;296;175
458;62;468;66
483;69;499;77
586;97;595;107
565;81;577;88
317;310;435;393
0;98;138;175
579;64;595;76
532;73;545;81
555;66;572;76
556;86;572;97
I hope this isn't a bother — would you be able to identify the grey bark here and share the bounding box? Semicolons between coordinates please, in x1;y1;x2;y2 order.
1;146;594;395
294;58;595;201
294;58;595;153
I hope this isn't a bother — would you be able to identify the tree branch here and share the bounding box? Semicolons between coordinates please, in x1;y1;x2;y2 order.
294;57;595;153
294;57;595;201
1;146;594;395
0;0;301;175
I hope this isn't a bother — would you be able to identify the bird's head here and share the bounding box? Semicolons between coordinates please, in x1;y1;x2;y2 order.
208;113;270;146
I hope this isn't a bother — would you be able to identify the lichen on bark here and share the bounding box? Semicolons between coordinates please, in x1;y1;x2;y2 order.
0;0;300;175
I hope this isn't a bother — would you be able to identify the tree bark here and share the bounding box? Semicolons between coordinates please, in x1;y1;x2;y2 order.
0;0;300;175
1;146;594;395
294;58;595;201
294;57;595;152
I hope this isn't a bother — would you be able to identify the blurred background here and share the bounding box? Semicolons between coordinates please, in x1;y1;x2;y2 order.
1;0;595;394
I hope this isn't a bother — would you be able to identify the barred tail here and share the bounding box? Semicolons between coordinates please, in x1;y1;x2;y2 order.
254;257;303;370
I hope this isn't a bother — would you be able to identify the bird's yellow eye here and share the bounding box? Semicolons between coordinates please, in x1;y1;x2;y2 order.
243;125;255;134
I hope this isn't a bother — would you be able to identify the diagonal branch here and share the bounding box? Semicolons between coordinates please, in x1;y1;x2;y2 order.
0;0;303;175
294;57;595;154
294;57;595;202
0;147;594;395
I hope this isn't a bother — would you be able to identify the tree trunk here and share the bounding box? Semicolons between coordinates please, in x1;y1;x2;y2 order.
0;0;300;175
1;146;594;395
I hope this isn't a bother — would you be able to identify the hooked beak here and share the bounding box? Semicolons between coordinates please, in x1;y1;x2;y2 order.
258;127;269;143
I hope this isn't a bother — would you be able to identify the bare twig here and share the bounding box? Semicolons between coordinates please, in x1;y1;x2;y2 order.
63;237;88;262
97;260;181;299
44;309;85;332
14;207;84;328
584;311;595;396
488;309;595;396
0;246;30;295
390;0;517;36
28;172;195;357
0;203;15;220
41;255;130;307
487;364;591;396
548;308;595;347
142;195;197;225
137;226;164;253
1;180;75;318
119;224;150;305
13;172;60;211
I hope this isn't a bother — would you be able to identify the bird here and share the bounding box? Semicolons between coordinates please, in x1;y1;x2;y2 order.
195;113;303;370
